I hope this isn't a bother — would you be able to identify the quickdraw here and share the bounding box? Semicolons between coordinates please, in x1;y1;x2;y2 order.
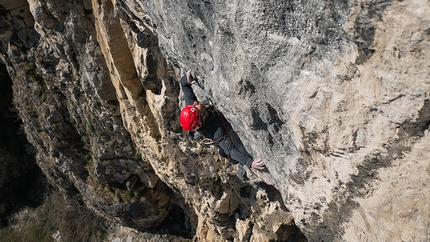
200;137;214;146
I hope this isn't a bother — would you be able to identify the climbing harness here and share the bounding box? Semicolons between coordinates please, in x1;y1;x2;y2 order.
188;131;214;146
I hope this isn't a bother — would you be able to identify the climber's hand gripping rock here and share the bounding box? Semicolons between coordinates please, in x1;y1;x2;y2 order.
187;69;195;84
251;158;265;169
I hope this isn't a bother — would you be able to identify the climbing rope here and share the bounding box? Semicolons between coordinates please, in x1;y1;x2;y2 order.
196;145;252;212
187;102;281;214
217;111;281;195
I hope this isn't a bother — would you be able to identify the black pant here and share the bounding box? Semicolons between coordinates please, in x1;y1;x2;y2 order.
219;149;239;164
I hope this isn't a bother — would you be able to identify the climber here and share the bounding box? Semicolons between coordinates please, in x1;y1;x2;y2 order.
180;70;265;170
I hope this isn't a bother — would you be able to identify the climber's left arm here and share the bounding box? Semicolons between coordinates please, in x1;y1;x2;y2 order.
180;73;198;106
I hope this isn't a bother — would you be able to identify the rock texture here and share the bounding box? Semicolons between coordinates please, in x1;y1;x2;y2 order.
1;0;429;241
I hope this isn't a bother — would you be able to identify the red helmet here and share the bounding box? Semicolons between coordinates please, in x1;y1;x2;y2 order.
180;105;202;131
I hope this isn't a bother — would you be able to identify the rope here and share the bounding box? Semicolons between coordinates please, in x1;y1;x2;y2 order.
218;112;281;195
191;104;281;215
246;167;281;195
198;145;252;212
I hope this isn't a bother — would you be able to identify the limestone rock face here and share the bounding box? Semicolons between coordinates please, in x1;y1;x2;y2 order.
1;0;429;241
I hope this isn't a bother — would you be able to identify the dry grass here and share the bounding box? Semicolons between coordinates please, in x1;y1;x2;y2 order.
0;189;108;242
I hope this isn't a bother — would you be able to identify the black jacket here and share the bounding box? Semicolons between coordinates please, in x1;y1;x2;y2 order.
181;75;253;167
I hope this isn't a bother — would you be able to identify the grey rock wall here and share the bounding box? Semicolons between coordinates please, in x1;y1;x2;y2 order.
0;0;429;241
137;0;430;241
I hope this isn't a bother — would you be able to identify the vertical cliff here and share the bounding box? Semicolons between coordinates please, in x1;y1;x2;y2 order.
1;0;429;241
